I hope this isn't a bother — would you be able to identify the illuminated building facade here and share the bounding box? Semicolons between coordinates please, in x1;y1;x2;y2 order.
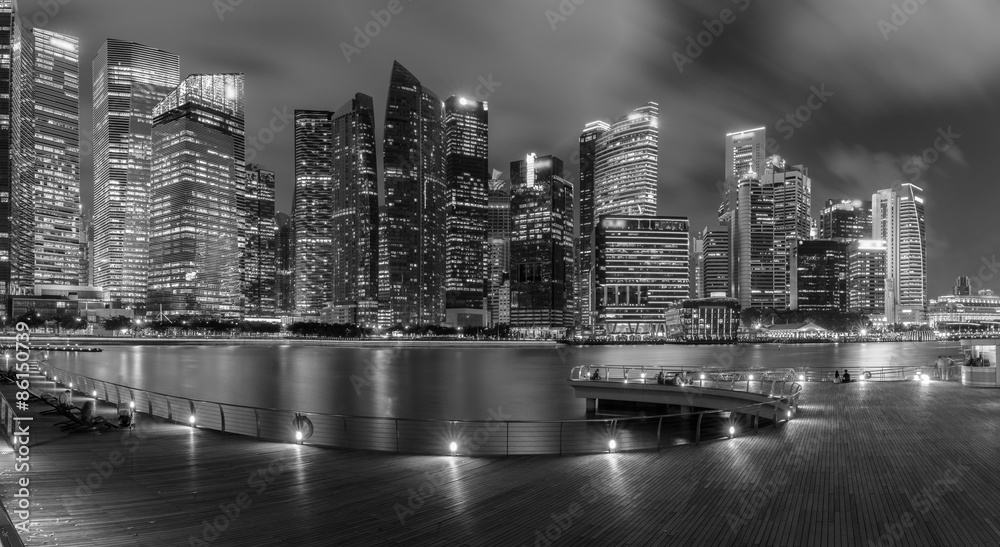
820;199;871;243
730;156;811;310
274;211;294;313
244;164;276;316
32;29;82;287
487;171;511;325
92;39;180;310
594;102;658;218
847;239;886;320
147;73;245;317
719;127;766;223
700;225;729;297
577;121;608;330
331;93;379;325
378;61;445;326
664;297;741;341
792;239;847;311
510;154;574;332
0;3;35;297
595;215;689;335
292;109;334;316
443;95;489;322
873;183;926;324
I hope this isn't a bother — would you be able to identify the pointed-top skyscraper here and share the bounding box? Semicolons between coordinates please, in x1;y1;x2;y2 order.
378;61;445;326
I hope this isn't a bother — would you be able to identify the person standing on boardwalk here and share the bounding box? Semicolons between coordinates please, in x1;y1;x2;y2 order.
935;356;949;380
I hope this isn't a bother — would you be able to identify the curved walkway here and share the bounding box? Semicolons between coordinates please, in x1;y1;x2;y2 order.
2;379;998;545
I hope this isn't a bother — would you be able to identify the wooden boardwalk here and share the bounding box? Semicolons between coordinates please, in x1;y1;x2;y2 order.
2;377;1000;546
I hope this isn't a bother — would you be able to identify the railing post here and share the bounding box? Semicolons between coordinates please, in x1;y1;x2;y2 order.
695;412;704;445
559;422;563;456
254;408;261;440
395;419;399;453
755;409;760;433
506;421;509;457
166;397;172;421
657;416;663;450
219;403;226;434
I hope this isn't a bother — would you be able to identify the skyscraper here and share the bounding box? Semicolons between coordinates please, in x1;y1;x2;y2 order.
847;239;887;320
873;183;926;324
31;29;81;287
244;164;277;316
594;102;658;217
274;211;294;313
487;170;511;326
509;154;574;333
730;156;811;310
720;127;767;223
147;73;245;317
820;199;872;242
792;239;848;311
577;121;608;331
292;109;334;317
379;61;445;326
330;93;379;325
443;95;489;324
92;39;180;310
954;276;971;296
594;216;689;335
700;225;730;297
0;4;34;297
731;171;779;309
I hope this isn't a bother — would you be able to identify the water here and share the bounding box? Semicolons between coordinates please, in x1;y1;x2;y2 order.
45;341;961;420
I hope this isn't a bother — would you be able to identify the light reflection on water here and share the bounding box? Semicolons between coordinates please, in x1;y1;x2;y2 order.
50;341;961;420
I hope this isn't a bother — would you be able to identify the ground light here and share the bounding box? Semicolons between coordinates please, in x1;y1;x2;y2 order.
449;441;457;453
295;431;303;442
188;415;196;425
798;374;805;381
608;439;616;451
129;401;135;409
729;426;735;437
92;390;97;398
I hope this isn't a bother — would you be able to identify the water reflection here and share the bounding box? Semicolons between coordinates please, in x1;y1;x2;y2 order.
53;341;961;420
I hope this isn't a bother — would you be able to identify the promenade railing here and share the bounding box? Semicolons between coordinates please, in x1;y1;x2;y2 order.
28;363;800;457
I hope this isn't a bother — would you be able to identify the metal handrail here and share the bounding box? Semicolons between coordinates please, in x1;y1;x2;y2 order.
30;363;801;457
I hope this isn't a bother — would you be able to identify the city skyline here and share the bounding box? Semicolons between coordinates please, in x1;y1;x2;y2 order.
7;0;999;298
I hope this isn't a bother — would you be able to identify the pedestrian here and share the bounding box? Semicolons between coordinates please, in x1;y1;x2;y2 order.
843;369;852;383
935;355;949;380
834;370;840;382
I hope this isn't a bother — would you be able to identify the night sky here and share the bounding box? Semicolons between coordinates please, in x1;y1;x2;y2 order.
30;0;999;297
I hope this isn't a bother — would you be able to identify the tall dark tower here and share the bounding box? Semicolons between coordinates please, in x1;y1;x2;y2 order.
245;164;277;316
443;95;489;325
378;61;445;327
509;154;575;333
274;211;294;313
330;93;379;326
577;121;608;331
